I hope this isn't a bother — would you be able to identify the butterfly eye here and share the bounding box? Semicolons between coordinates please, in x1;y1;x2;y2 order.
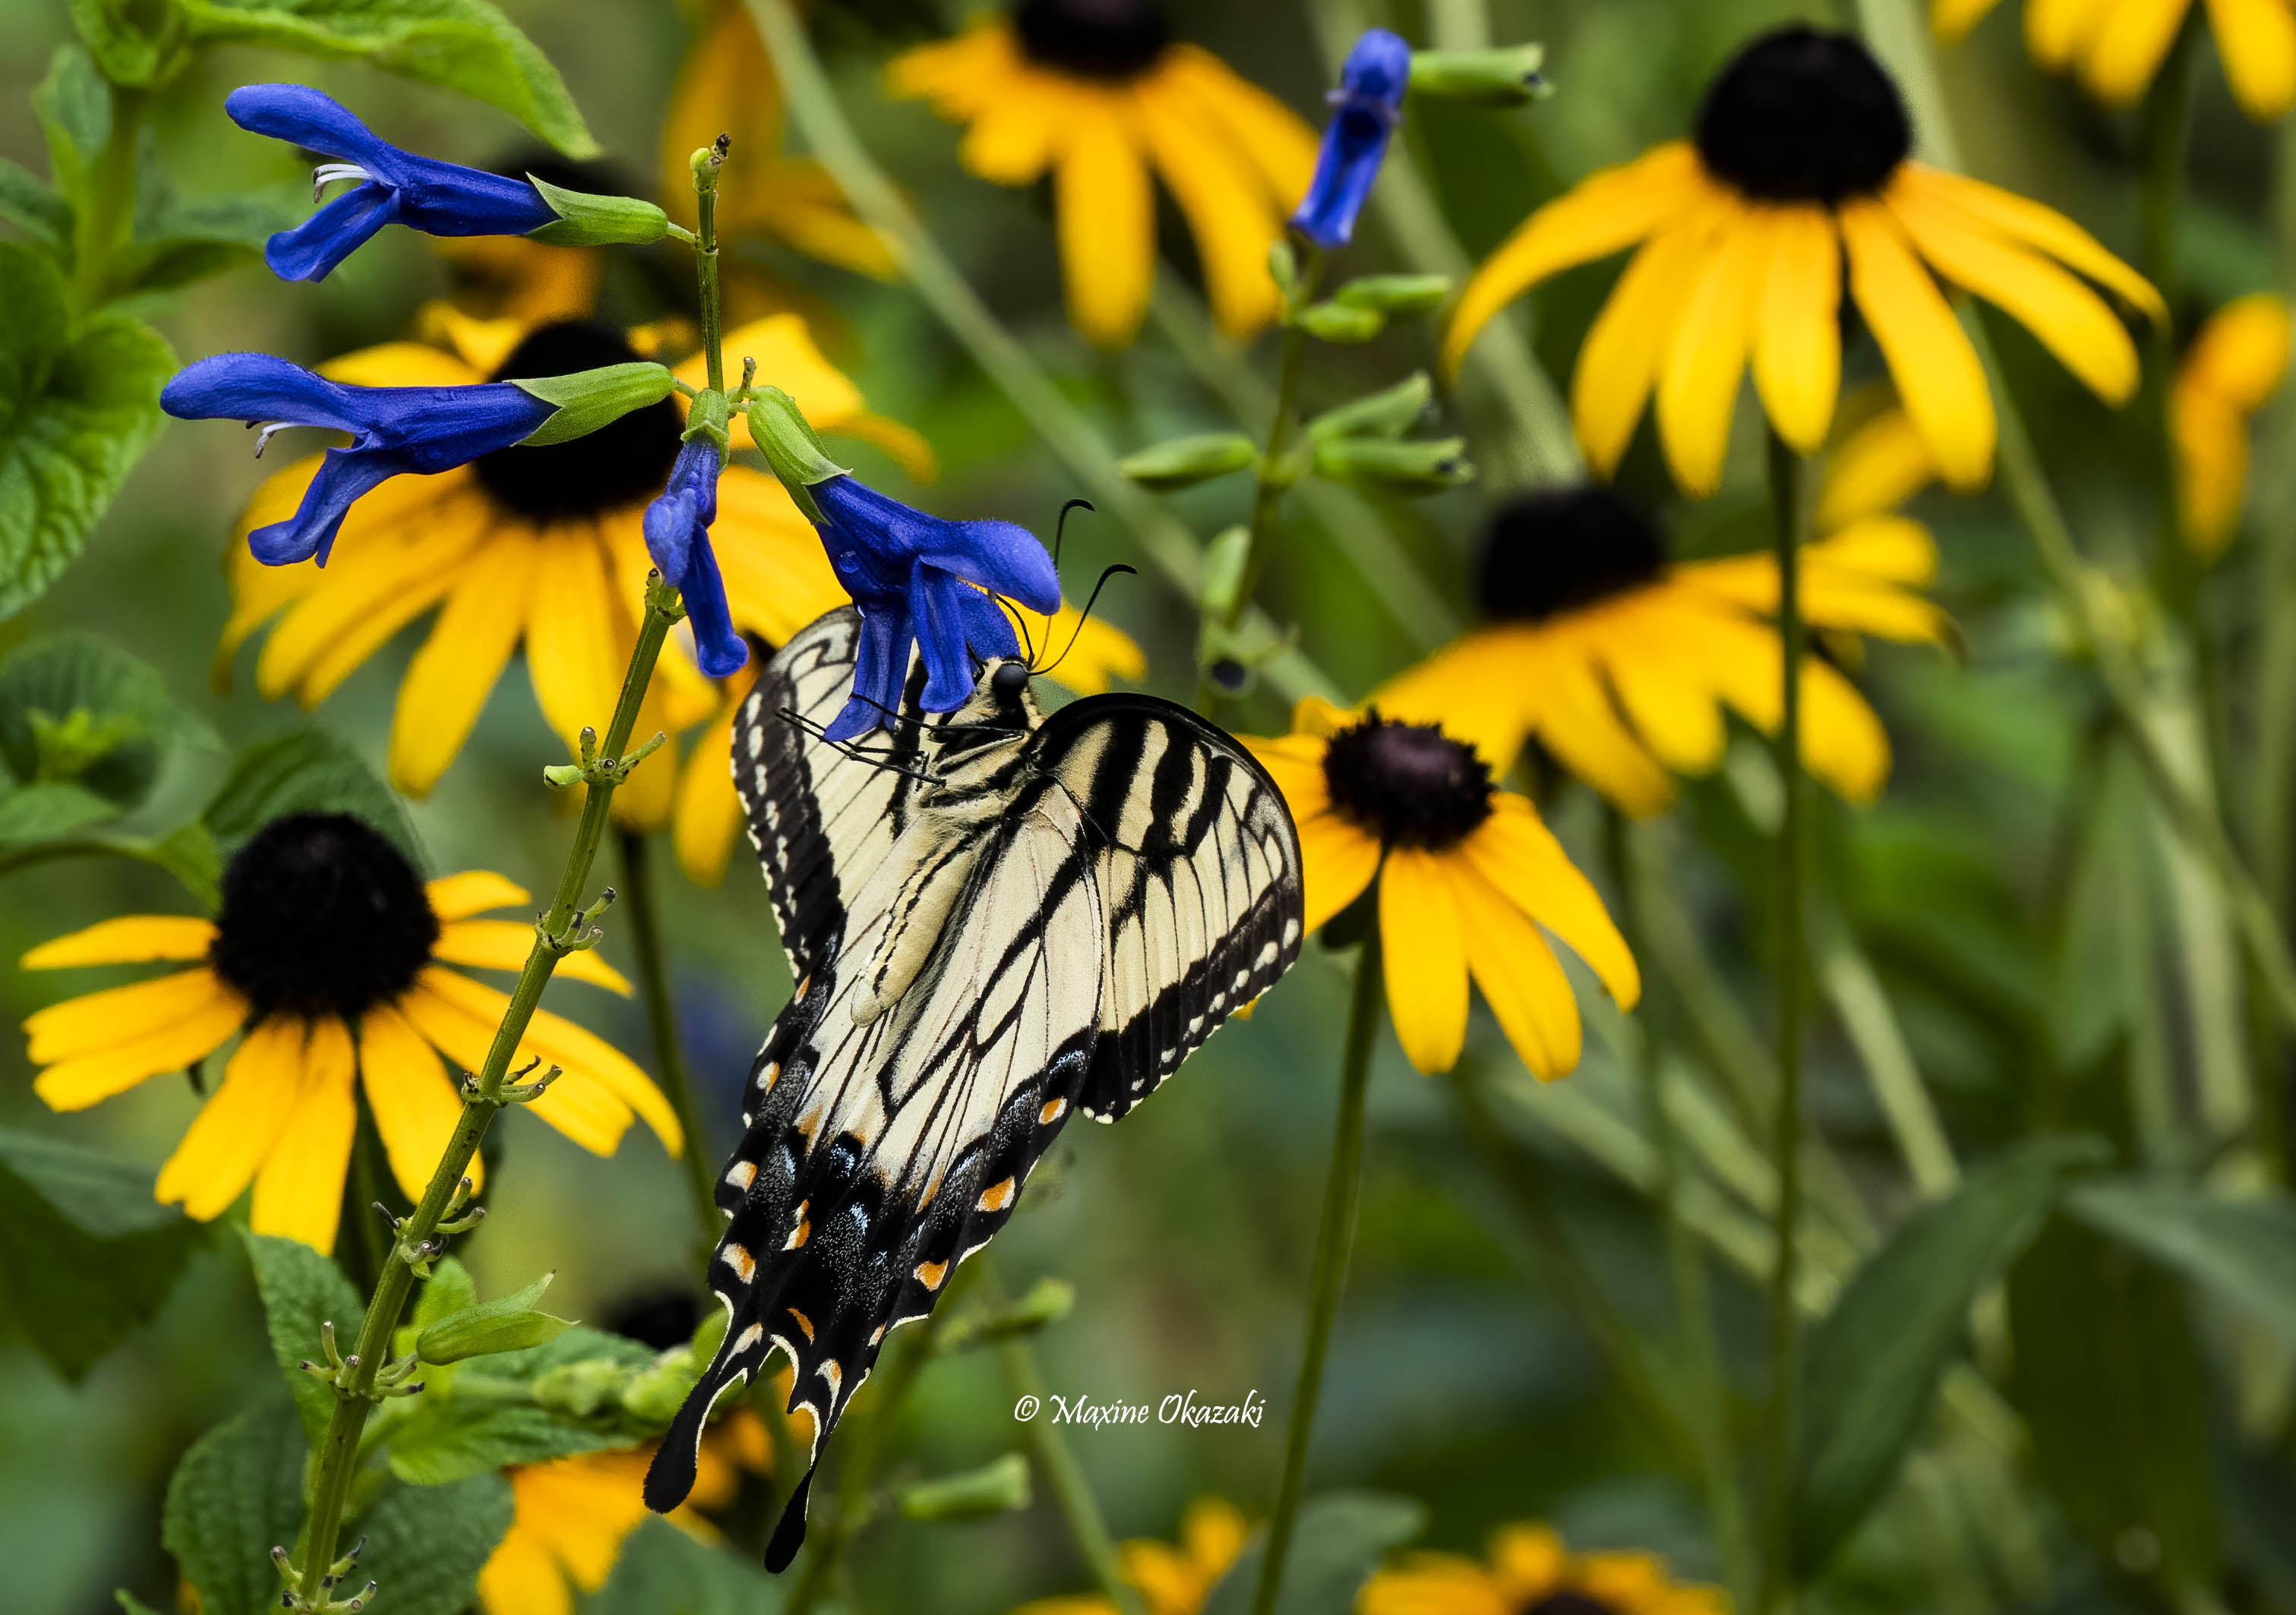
990;661;1030;698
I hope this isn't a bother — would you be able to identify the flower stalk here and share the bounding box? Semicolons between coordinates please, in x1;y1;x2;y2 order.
1228;245;1321;638
693;134;729;395
1250;931;1383;1615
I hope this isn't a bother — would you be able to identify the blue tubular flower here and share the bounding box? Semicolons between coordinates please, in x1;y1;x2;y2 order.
1291;29;1411;249
163;353;554;566
226;85;557;281
807;477;1060;740
643;440;747;678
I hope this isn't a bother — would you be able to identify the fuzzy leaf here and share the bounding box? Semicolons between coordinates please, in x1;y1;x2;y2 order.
588;1518;783;1615
242;1229;366;1444
32;48;109;205
161;1399;306;1615
352;1471;513;1615
0;159;71;254
204;729;422;868
0;630;194;806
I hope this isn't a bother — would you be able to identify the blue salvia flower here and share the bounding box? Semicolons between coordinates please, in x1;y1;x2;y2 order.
643;440;747;678
1291;29;1411;249
227;84;557;281
162;353;554;566
808;477;1060;740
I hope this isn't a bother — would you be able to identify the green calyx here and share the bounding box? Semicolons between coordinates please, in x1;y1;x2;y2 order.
1308;373;1435;443
1408;44;1551;106
747;385;849;524
525;175;671;246
1312;434;1474;494
513;362;677;446
1119;431;1259;490
1296;301;1385;344
1334;274;1452;317
684;386;734;460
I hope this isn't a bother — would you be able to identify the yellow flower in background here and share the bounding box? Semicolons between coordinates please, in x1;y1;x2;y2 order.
18;813;676;1254
1934;0;2296;121
1241;700;1640;1079
890;0;1319;348
430;159;616;326
1015;1496;1249;1615
219;310;917;822
2174;292;2292;556
1360;1522;1729;1615
1374;487;1944;817
1445;25;2162;498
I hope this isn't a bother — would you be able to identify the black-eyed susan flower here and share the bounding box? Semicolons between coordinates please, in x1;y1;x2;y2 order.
1015;1496;1249;1615
889;0;1319;347
1372;487;1944;817
20;812;677;1254
2174;292;2291;555
1360;1522;1728;1615
1444;25;2162;497
1935;0;2296;121
1240;700;1639;1078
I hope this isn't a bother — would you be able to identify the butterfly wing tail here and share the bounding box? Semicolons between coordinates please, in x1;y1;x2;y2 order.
641;1303;775;1514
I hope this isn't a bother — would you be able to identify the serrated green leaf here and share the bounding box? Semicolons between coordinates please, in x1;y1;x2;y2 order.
1200;1492;1426;1615
2067;1180;2296;1342
0;630;190;804
0;781;118;841
0;1126;202;1380
242;1229;366;1444
0;243;175;620
69;0;170;85
386;1401;624;1485
353;1471;512;1615
1792;1136;2094;1577
32;47;109;205
204;729;422;868
0;159;71;254
172;0;597;156
161;1399;306;1615
587;1518;783;1615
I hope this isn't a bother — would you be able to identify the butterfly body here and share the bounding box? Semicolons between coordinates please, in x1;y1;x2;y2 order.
643;607;1306;1566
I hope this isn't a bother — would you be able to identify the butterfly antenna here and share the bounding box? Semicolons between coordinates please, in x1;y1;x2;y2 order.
992;595;1039;670
1037;564;1138;680
775;707;940;785
1053;498;1094;573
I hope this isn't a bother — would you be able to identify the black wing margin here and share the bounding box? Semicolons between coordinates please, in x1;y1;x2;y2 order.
1031;695;1306;1122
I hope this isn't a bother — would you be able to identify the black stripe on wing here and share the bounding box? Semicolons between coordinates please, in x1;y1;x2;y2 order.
1031;696;1307;1122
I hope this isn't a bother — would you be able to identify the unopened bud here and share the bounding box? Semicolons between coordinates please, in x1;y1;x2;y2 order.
895;1453;1032;1521
514;364;678;448
1333;274;1451;317
1312;435;1474;494
1409;43;1551;106
1296;301;1385;344
1118;432;1259;490
1307;373;1434;443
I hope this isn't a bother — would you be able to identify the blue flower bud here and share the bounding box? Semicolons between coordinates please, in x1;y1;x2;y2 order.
642;438;747;678
1291;30;1411;250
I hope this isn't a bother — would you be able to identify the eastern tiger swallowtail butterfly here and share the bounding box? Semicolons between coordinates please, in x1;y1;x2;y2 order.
641;604;1307;1567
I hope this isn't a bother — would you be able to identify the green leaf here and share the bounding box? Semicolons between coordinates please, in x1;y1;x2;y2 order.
1200;1492;1426;1615
33;47;109;206
161;1399;306;1615
2067;1179;2296;1342
0;630;193;805
1792;1137;2093;1576
0;781;118;841
387;1401;623;1485
113;1592;166;1615
115;169;306;298
242;1229;366;1444
172;0;598;156
204;729;422;868
417;1270;570;1364
587;1517;783;1615
353;1471;513;1615
895;1452;1030;1521
0;1126;203;1380
0;159;71;254
70;0;170;85
0;243;175;620
411;1254;479;1333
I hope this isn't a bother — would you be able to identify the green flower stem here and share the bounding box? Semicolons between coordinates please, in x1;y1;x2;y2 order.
1224;246;1322;642
616;828;721;1263
292;580;684;1609
744;0;1341;705
1755;431;1806;1615
71;85;145;314
1251;932;1382;1615
695;141;726;395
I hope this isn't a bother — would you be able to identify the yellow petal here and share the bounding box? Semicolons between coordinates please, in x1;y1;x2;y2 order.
427;871;532;922
1656;203;1772;497
24;915;216;968
1372;631;1538;778
526;526;624;749
1448;860;1583;1080
1296;810;1383;936
155;1015;305;1219
27;968;242;1064
1601;618;1730;776
251;1015;358;1253
1182;1497;1251;1582
320;342;480;389
1839;197;1996;490
2174;385;2248;555
1057;101;1154;349
2029;0;2114;65
1445;142;1705;378
1166;46;1319;207
396;971;634;1156
33;974;245;1112
696;315;867;441
1573;200;1729;479
715;469;851;645
477;1521;574;1615
1816;406;1940;531
2185;292;2293;408
257;491;483;703
1893;165;2163;324
2080;0;2195;105
674;670;755;888
390;528;539;796
1138;72;1283;339
1934;0;2008;41
1379;850;1469;1074
1025;602;1146;695
1890;180;2139;404
1533;651;1677;817
1753;207;1843;453
1685;601;1894;803
1464;796;1641;1010
361;1002;483;1203
2205;0;2296;118
1489;1524;1570;1602
1808;514;1941;584
435;920;630;993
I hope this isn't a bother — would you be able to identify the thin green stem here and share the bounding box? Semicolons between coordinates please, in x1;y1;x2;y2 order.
696;148;725;396
292;580;683;1608
1251;932;1382;1615
1756;432;1805;1615
617;828;720;1261
71;87;144;314
1227;248;1322;634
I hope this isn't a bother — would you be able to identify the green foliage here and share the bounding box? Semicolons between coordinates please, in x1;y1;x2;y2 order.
1792;1137;2095;1577
161;1399;305;1615
1119;433;1260;490
0;632;201;809
350;1470;513;1615
170;0;597;156
1200;1492;1425;1615
70;0;175;86
33;48;110;209
895;1452;1031;1522
0;1125;202;1380
0;241;174;620
204;728;422;867
2067;1179;2296;1342
0;158;71;254
416;1268;570;1364
242;1230;365;1444
588;1518;784;1615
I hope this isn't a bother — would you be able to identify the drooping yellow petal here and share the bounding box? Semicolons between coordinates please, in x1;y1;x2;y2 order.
251;1015;358;1253
759;174;899;280
396;971;633;1155
2174;388;2248;556
24;916;216;969
1893;165;2164;324
27;968;243;1065
1676;526;1947;642
1295;810;1384;936
1933;0;2009;41
476;1516;573;1615
1839;198;1996;491
1816;406;1940;531
361;1002;482;1203
957;83;1068;185
1138;72;1283;339
714;469;851;646
1573;200;1731;479
33;975;245;1112
1165;46;1319;209
1890;181;2139;404
1685;602;1893;802
2186;292;2294;407
1448;860;1583;1080
1463;795;1641;1010
1379;850;1469;1074
155;1015;305;1220
435;920;630;993
885;21;1010;115
695;315;867;443
1533;655;1677;819
662;0;785;231
674;667;756;888
320;342;481;389
1601;623;1730;776
427;871;531;922
2080;0;2195;106
390;528;540;796
1656;203;1773;497
1057;101;1155;349
2205;0;2296;118
526;525;624;749
1445;142;1707;378
1808;514;1941;584
2028;0;2114;66
1753;206;1843;454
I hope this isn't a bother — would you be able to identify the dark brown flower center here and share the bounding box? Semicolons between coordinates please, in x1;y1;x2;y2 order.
475;319;683;521
209;812;438;1023
1476;487;1668;623
1694;25;1909;204
1322;712;1493;851
1524;1594;1619;1615
1012;0;1170;79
